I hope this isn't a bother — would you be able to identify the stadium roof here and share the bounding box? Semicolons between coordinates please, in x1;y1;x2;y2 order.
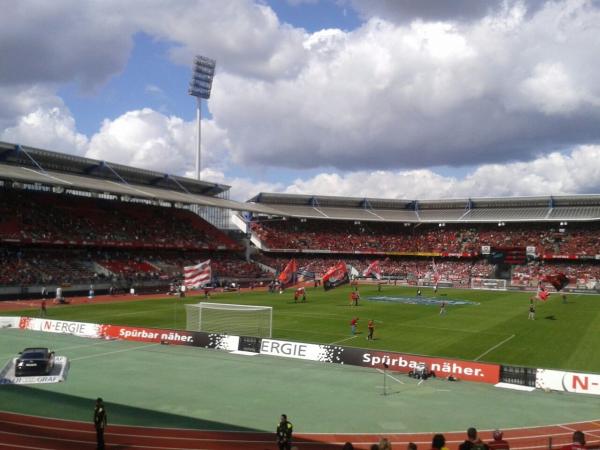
246;192;600;223
0;141;279;214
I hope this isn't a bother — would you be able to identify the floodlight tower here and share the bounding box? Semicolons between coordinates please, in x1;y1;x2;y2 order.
188;55;216;180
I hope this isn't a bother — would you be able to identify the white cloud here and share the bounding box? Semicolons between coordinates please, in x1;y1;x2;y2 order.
518;62;588;114
195;168;284;201
0;105;88;155
278;145;600;199
2;0;600;193
209;0;600;170
86;108;230;176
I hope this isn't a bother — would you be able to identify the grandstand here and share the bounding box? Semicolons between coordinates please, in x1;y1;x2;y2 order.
1;141;599;296
0;142;277;297
238;193;600;292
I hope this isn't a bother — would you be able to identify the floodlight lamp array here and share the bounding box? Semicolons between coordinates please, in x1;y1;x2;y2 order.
188;55;216;99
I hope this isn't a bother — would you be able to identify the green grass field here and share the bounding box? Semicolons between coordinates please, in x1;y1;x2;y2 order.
3;285;600;372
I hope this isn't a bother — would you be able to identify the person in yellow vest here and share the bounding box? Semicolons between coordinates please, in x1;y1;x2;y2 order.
276;414;293;450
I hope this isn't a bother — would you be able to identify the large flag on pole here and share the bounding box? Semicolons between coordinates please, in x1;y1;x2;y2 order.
362;260;382;280
183;260;212;288
536;282;550;301
543;273;570;291
322;261;350;291
431;258;440;283
278;259;297;286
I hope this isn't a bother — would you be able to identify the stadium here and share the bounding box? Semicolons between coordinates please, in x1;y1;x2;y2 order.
0;140;600;449
3;2;600;449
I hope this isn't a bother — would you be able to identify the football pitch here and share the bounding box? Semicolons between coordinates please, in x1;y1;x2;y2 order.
3;284;600;373
1;328;600;435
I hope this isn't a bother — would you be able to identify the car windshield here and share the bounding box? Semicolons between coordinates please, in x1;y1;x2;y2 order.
23;352;45;359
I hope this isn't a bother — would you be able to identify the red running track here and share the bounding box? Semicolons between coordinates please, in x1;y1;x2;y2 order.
1;411;600;450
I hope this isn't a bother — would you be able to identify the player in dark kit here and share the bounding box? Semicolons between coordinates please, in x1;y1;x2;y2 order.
93;398;107;449
276;414;293;450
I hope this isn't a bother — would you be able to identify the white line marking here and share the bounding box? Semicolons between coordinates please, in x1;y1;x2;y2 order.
376;368;405;384
560;424;600;439
474;334;516;361
70;343;158;361
330;335;358;345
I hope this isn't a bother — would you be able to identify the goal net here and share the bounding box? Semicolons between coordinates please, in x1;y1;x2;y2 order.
185;302;272;338
470;278;507;291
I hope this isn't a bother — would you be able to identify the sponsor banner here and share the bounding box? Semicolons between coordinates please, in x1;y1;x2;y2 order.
385;252;442;257
346;349;500;383
19;317;102;339
102;325;197;345
536;369;600;395
440;252;477;258
101;324;239;350
0;316;20;329
101;325;239;350
260;339;499;383
260;339;344;363
541;254;578;260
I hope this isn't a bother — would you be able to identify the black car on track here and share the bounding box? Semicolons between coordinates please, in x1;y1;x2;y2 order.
15;348;55;377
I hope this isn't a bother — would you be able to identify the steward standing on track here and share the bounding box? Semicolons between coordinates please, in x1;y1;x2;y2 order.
93;398;107;450
276;414;293;450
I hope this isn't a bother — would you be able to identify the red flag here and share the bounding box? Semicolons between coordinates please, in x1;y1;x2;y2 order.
536;283;550;301
277;259;297;286
322;261;349;291
362;260;382;280
543;273;570;291
432;258;440;283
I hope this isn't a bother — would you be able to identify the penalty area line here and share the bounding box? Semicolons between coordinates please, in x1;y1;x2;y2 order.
329;335;358;345
474;334;516;361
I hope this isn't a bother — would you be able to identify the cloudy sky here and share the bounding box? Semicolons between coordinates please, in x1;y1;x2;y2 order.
2;0;600;200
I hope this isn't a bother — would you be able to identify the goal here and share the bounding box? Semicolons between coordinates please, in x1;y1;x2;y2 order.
470;278;507;291
185;302;272;338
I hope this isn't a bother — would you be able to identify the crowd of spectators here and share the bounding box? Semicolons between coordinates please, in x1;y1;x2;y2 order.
0;248;270;287
254;253;600;287
0;188;239;250
322;427;591;450
253;254;493;284
512;261;600;287
251;219;600;256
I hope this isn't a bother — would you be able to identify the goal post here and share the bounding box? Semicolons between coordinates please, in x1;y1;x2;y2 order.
185;302;273;338
470;278;508;291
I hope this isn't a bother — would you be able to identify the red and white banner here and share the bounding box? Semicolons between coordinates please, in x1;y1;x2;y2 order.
102;324;196;344
536;369;600;395
363;260;382;280
322;261;349;290
358;351;500;383
0;316;20;329
184;260;211;288
18;317;103;339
